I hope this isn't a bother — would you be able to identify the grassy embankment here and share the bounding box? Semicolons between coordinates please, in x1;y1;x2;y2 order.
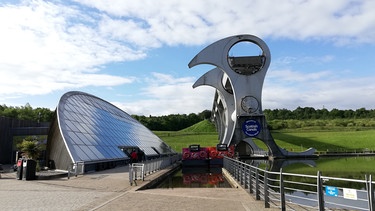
155;119;375;153
155;119;375;178
154;120;219;151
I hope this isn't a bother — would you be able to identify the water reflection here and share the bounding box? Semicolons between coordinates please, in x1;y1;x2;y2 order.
156;167;232;188
242;156;375;179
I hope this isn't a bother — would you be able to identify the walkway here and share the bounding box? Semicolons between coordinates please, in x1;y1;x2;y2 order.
0;164;278;211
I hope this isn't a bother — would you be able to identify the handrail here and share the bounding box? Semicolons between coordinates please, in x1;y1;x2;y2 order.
129;154;181;186
223;156;375;211
68;161;84;179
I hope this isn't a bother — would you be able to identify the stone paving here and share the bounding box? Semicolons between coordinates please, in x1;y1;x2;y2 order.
0;164;278;211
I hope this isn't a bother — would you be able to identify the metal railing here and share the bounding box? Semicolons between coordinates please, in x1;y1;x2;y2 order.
253;150;268;157
223;156;375;211
68;161;84;179
129;154;180;185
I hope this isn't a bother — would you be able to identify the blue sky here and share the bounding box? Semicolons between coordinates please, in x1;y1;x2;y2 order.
1;0;375;116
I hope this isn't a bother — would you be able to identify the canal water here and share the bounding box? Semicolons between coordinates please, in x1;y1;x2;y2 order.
264;156;375;179
155;166;232;188
154;156;375;189
245;156;375;210
151;156;375;210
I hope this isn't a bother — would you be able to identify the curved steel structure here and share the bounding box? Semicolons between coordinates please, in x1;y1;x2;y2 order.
189;34;315;158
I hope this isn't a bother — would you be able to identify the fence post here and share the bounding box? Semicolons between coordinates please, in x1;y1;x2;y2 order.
264;171;270;208
134;164;138;179
235;161;239;180
232;160;235;177
317;171;324;211
74;162;78;176
366;174;374;211
67;163;71;179
245;164;250;189
280;168;286;211
81;162;85;174
129;164;133;186
249;166;253;194
240;163;245;186
256;168;260;200
141;164;145;181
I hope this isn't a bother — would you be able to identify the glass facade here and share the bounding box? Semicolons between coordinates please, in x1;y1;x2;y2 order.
56;91;174;164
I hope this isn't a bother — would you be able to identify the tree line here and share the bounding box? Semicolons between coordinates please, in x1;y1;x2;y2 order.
0;103;54;122
2;103;375;131
264;107;375;120
131;110;212;131
0;103;212;131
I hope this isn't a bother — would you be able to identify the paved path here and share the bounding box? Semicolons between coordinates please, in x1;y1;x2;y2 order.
0;165;278;211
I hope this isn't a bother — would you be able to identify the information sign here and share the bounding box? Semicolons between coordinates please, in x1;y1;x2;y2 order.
343;188;357;200
325;186;338;197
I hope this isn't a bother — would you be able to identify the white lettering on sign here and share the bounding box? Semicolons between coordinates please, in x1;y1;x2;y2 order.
242;119;261;137
245;124;258;131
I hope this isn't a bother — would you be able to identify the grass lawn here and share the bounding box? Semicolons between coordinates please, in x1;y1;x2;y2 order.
154;131;219;152
156;129;375;153
155;121;375;178
272;130;375;152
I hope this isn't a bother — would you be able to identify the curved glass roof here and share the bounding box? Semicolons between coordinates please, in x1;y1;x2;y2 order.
57;91;174;163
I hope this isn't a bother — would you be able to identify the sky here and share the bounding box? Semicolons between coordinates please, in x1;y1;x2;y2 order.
1;0;375;116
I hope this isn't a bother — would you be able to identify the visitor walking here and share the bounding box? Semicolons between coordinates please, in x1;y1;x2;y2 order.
130;150;138;163
137;150;145;162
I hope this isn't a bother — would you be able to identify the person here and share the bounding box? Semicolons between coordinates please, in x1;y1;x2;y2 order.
130;150;138;163
137;150;145;162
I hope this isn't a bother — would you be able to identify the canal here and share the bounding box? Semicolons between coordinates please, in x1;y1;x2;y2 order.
154;166;232;188
266;156;375;179
154;155;375;190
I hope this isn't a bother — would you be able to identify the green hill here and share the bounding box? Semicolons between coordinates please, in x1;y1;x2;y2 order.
179;119;217;133
156;120;219;151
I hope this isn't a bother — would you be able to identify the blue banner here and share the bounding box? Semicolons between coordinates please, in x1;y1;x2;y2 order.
325;186;338;197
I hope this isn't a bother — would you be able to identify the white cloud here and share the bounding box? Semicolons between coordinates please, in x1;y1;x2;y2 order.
113;73;214;115
1;0;375;114
264;70;375;110
0;0;142;100
114;69;375;115
76;0;375;45
98;16;161;49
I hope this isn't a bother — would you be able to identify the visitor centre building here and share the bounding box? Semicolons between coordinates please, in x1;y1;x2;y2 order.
47;91;175;172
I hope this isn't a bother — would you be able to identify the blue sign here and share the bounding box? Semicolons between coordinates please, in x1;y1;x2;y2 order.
242;119;261;137
325;186;338;197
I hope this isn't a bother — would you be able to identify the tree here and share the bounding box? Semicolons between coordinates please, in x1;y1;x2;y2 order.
198;110;212;120
16;136;42;160
316;108;329;119
2;106;18;118
330;108;344;118
0;103;54;122
355;108;369;118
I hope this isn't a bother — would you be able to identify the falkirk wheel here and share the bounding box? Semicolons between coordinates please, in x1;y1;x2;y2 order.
189;34;315;159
